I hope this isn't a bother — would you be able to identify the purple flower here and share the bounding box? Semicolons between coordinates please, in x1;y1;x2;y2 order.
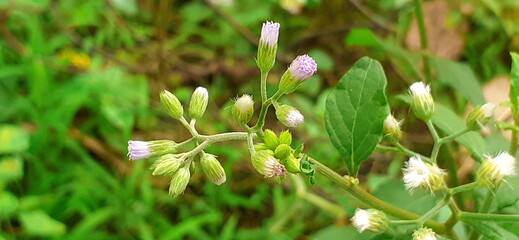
128;140;151;160
289;54;317;81
260;21;280;47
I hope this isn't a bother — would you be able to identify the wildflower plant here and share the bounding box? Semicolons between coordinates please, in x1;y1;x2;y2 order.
127;21;519;239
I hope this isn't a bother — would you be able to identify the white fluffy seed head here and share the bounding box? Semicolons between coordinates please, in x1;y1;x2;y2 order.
351;209;388;233
235;94;254;113
413;227;438;240
403;157;446;193
478;152;516;188
480;103;495;118
410;82;431;96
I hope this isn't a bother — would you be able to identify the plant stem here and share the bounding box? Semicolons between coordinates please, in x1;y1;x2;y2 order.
253;91;283;133
510;130;518;155
309;157;446;234
459;212;519;222
414;0;433;84
450;182;477;195
291;174;346;219
180;117;199;137
198;132;249;142
260;70;268;103
416;194;450;226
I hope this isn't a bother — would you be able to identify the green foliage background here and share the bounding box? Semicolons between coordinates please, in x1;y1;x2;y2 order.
1;0;519;239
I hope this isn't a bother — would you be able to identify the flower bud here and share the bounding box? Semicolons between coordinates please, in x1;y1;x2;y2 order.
152;154;186;176
264;129;279;150
278;54;317;94
466;103;495;131
254;143;268;151
160;90;183;119
257;21;280;72
409;82;435;121
200;153;227;185
412;227;438;240
383;114;402;143
231;94;254;124
403;157;446;193
274;144;291;160
284;155;301;173
278;130;292;145
477;152;516;188
189;87;209;119
169;167;191;197
275;104;304;127
351;208;388;233
251;150;287;178
127;140;177;160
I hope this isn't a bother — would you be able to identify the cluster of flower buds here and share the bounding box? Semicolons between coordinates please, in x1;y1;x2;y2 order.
412;227;438;240
477;152;516;188
409;82;435;121
383;114;403;143
252;130;303;177
403;156;446;193
351;208;388;233
466;103;495;131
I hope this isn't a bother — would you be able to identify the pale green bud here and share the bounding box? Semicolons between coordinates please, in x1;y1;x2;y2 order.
275;104;304;128
160;90;183;119
409;82;435;121
477;152;516;188
152;154;185;176
254;143;268;151
383;114;402;143
251;150;286;178
284;155;301;173
278;130;292;145
257;21;280;72
189;87;209;119
264;129;279;150
274;144;291;160
351;208;388;233
169;167;191;197
412;227;437;240
200;153;226;185
231;94;254;124
466;103;495;131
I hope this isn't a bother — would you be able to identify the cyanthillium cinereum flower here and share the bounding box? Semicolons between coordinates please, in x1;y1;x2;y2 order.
412;227;438;240
169;166;191;197
351;208;388;233
189;87;209;119
279;54;317;94
160;90;184;119
200;153;227;185
383;114;402;143
127;140;177;160
257;21;280;72
251;150;287;178
231;94;254;124
477;152;516;188
152;154;186;176
275;104;304;127
409;82;435;121
466;103;495;131
403;156;446;193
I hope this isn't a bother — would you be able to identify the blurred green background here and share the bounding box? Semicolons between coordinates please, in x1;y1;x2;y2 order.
1;0;518;239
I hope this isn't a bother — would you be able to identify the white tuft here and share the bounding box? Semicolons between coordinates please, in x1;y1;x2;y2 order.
491;152;516;177
194;87;208;98
409;82;431;96
481;103;495;118
235;94;254;112
286;110;304;127
351;209;371;232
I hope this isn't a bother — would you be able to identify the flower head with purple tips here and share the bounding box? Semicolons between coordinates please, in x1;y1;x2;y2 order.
260;21;280;47
289;54;317;81
128;140;152;160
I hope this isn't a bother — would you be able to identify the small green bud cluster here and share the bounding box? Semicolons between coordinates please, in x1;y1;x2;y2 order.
253;130;302;176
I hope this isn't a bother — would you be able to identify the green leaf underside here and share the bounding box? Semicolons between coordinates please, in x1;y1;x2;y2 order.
510;52;519;119
463;220;519;240
325;57;389;175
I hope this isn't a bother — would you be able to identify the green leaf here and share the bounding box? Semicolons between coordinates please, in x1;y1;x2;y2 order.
345;28;379;47
309;49;334;71
325;57;390;175
431;58;485;105
0;156;24;182
19;210;66;237
432;104;486;162
510;52;519;118
0;191;18;218
464;219;519;240
0;125;29;154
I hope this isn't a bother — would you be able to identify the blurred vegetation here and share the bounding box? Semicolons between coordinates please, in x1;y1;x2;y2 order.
1;0;518;239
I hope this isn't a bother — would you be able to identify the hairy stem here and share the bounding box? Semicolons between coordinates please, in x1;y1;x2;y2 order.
460;212;519;222
260;70;268;103
414;0;433;84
